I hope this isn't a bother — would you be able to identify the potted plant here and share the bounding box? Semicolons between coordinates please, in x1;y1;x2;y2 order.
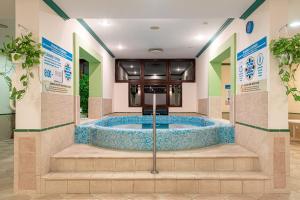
270;33;300;101
0;33;44;100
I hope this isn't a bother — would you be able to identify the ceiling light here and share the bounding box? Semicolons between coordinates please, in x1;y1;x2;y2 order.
150;26;160;30
134;71;137;74
176;68;180;72
195;34;204;41
289;21;300;28
100;19;111;27
130;65;134;68
117;44;123;50
148;48;163;53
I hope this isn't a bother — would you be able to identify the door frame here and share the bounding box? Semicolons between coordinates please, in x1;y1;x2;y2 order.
208;33;237;123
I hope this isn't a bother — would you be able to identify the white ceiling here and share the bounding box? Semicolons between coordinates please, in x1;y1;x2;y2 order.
85;18;225;58
53;0;257;58
53;0;255;19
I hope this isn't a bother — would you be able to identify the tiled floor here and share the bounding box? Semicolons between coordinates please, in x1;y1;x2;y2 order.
1;139;300;200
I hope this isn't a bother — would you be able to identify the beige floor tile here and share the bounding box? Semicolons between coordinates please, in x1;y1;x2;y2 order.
215;159;234;171
174;159;195;171
75;159;94;171
198;180;220;194
111;180;133;193
67;180;90;194
220;180;242;194
135;158;152;171
234;158;254;171
177;180;198;193
115;159;135;171
155;180;177;193
157;159;174;171
195;159;214;171
243;180;264;194
133;180;155;193
94;159;115;171
45;180;68;194
90;180;111;193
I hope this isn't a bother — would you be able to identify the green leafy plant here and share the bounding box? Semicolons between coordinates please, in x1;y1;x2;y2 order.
80;74;89;114
270;33;300;101
0;33;43;100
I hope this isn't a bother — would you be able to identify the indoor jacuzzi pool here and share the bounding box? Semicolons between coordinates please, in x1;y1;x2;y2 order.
75;116;234;151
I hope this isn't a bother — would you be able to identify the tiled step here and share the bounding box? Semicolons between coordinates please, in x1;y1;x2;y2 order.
41;171;269;194
50;144;260;172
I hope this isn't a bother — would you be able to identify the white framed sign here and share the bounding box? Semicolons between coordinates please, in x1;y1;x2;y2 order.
42;37;73;95
237;36;267;93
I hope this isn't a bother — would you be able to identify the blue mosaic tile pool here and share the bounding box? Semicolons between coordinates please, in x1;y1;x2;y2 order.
75;116;234;151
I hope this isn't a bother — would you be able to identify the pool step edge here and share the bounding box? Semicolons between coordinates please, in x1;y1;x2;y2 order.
41;171;270;194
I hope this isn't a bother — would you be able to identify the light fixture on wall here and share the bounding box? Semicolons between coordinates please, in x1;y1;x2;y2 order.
0;24;8;28
289;21;300;28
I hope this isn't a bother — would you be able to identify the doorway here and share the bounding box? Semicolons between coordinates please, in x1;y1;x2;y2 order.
209;33;236;123
143;84;169;115
79;59;89;119
74;33;103;124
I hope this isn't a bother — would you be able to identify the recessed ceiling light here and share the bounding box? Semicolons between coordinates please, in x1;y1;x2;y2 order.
100;19;111;27
195;34;204;41
130;65;134;68
289;21;300;28
148;48;163;53
150;26;160;30
117;44;124;50
176;68;180;72
134;71;137;74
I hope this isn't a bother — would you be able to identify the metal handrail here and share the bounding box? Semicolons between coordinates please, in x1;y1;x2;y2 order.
151;94;158;174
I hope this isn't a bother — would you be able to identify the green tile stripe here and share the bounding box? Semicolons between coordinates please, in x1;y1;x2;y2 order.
195;18;234;58
14;122;74;132
43;0;70;20
236;121;289;132
240;0;266;20
77;19;115;58
195;0;266;58
42;0;115;58
0;113;15;116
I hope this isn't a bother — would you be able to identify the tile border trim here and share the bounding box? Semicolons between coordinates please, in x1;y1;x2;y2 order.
77;19;115;58
195;0;266;58
240;0;266;20
42;0;70;20
14;122;74;132
236;121;289;132
195;18;234;58
42;0;115;58
0;113;15;116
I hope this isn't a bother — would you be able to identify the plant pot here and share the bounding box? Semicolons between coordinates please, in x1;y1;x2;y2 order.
11;53;26;64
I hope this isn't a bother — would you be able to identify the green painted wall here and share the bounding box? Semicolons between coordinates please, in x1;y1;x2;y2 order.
209;33;236;97
73;33;103;97
79;48;101;97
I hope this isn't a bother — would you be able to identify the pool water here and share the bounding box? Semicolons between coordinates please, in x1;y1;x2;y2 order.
113;123;198;129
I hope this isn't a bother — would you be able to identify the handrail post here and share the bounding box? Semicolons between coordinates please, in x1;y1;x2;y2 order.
151;93;158;174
